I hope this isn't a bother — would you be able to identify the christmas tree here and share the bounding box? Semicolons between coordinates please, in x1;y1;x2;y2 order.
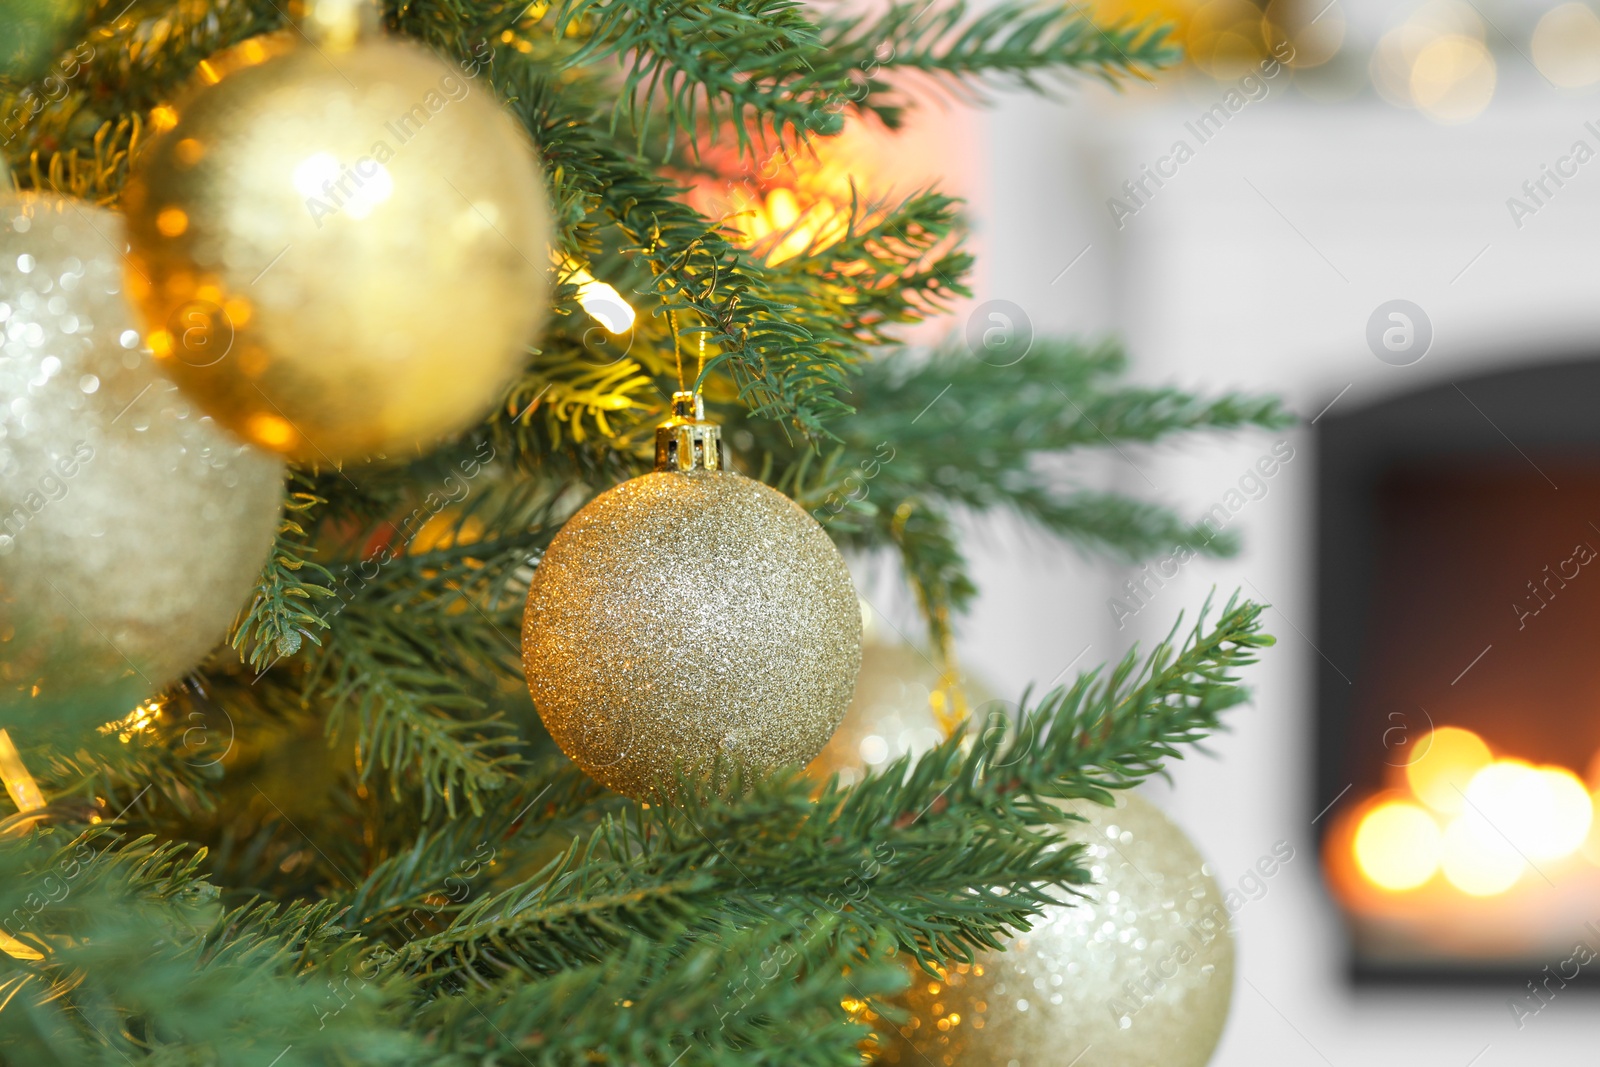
0;0;1289;1062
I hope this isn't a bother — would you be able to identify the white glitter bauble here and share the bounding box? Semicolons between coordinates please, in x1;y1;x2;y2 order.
881;791;1235;1067
0;194;285;726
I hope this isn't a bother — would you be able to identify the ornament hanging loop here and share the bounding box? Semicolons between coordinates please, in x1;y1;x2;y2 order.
655;391;725;472
290;0;379;49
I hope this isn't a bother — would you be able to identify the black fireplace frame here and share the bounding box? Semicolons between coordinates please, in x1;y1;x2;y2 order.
1315;355;1600;986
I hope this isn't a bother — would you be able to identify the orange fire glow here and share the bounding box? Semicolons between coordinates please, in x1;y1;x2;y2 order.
684;119;916;267
1344;727;1599;899
1404;724;1491;813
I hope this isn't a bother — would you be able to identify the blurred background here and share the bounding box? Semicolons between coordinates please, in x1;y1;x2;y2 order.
823;0;1600;1062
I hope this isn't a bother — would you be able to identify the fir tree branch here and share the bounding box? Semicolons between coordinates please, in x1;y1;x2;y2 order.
398;821;712;988
819;0;1181;127
27;698;220;820
1;2;1279;1062
954;593;1271;808
512;342;660;448
733;188;972;355
755;340;1291;639
837;337;1293;459
550;0;845;154
879;586;1267;822
413;919;904;1066
386;599;1268;983
2;0;278;187
231;481;336;671
337;774;599;930
501;59;863;438
881;496;974;651
1001;486;1244;558
313;616;523;820
0;830;414;1066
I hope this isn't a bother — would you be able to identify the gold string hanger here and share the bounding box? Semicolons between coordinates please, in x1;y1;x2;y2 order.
670;308;685;395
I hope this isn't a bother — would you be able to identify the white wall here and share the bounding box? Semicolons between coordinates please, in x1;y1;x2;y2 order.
954;6;1600;1062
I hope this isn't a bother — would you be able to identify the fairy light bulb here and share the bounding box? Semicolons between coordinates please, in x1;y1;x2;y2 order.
0;730;43;814
561;260;636;335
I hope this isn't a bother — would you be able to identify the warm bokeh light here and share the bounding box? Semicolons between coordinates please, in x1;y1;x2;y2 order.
1409;35;1496;124
155;207;188;237
1533;3;1600;88
1441;813;1525;896
1458;759;1590;862
1185;0;1266;77
1354;800;1442;891
293;152;340;200
684;117;911;268
343;163;393;220
246;412;298;450
1090;0;1313;77
1405;726;1492;814
1461;759;1543;846
1582;789;1600;866
1342;730;1600;904
1532;766;1593;861
100;699;163;743
1370;2;1495;124
722;180;858;266
409;511;485;555
175;137;205;166
1263;0;1344;69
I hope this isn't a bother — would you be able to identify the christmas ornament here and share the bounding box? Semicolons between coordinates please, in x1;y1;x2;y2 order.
522;392;862;797
807;642;945;786
0;194;284;727
880;791;1234;1067
121;0;550;463
807;633;995;787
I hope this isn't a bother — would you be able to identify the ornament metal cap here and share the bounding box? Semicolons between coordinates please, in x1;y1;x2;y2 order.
654;391;725;472
290;0;379;48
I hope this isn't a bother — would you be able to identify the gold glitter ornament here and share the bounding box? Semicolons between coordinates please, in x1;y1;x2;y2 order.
522;393;863;798
121;0;550;463
0;194;285;726
881;791;1234;1067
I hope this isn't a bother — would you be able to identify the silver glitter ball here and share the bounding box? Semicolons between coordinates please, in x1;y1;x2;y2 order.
882;791;1235;1067
0;194;284;726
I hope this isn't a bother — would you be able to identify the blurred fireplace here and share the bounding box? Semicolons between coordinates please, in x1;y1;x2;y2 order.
1316;357;1600;983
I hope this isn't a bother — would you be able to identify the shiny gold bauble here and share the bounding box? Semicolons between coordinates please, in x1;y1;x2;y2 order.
0;194;285;727
122;30;550;463
881;792;1235;1067
522;469;863;798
